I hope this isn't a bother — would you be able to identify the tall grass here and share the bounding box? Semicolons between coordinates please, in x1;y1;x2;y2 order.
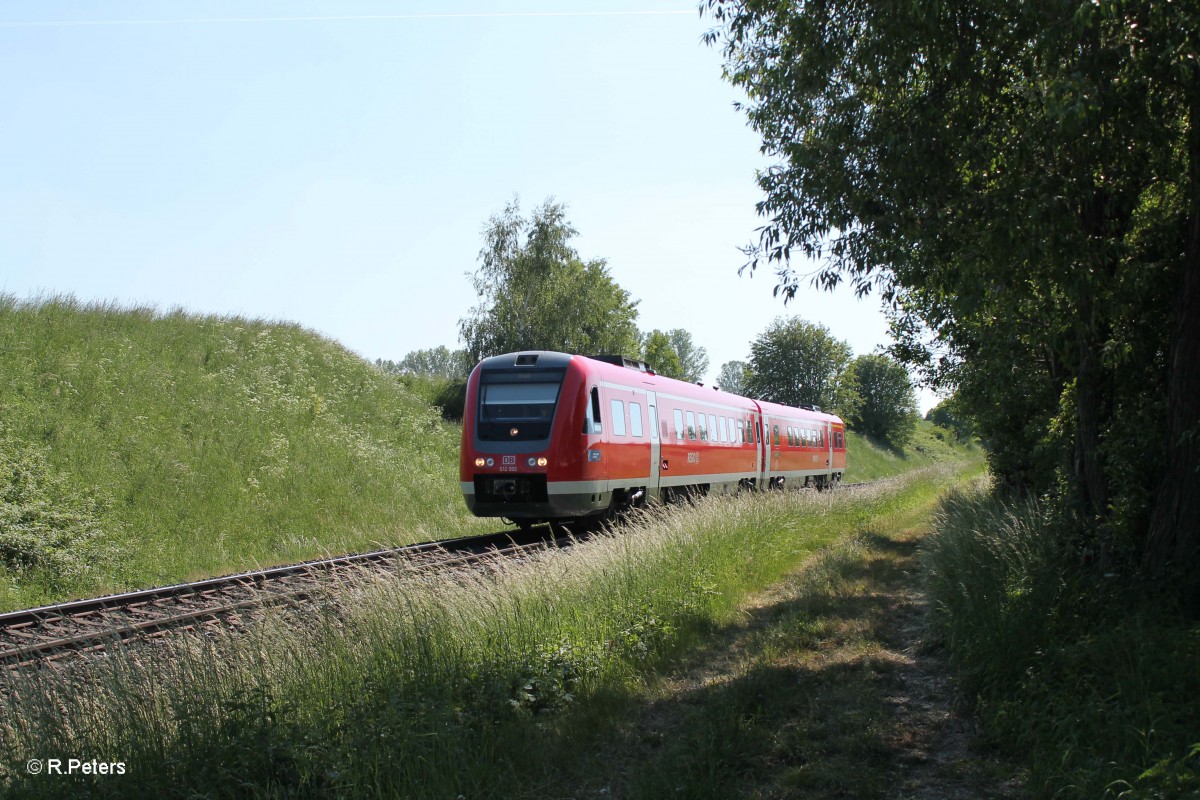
0;467;965;799
844;421;976;482
923;483;1200;798
0;295;489;610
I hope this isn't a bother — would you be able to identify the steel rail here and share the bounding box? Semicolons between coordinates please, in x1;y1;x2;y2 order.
0;528;570;668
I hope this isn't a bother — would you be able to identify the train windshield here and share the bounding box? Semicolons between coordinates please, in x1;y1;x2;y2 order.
477;369;564;440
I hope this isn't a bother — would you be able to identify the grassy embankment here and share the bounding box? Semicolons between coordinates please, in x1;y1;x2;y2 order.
0;295;488;612
0;459;983;799
843;422;973;483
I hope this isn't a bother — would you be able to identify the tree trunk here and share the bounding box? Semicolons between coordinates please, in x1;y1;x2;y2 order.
1144;97;1200;595
1074;329;1110;525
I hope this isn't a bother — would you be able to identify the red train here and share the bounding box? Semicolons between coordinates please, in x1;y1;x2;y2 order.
459;351;847;527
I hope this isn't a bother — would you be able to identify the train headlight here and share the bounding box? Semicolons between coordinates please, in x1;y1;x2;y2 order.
485;458;495;467
475;458;486;467
537;457;548;467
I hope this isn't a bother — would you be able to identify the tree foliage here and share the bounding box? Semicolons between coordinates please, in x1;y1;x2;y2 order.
459;198;641;362
666;329;710;383
845;355;917;448
375;347;472;380
925;395;975;444
640;328;709;382
746;317;852;411
716;360;750;395
704;0;1200;588
641;330;685;380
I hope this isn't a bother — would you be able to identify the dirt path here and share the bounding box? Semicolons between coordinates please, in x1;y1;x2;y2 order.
572;524;1027;799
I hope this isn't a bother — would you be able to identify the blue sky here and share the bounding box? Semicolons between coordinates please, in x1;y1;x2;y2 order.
1;1;936;410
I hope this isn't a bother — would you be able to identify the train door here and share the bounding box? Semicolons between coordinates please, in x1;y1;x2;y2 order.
761;411;773;486
754;411;765;488
647;391;661;500
825;421;833;474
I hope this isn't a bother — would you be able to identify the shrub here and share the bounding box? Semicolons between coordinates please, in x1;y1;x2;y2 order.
0;432;116;583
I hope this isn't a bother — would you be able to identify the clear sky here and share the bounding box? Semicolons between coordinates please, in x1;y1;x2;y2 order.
1;0;937;411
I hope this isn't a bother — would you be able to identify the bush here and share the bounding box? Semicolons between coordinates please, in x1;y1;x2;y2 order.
923;484;1200;798
0;433;116;584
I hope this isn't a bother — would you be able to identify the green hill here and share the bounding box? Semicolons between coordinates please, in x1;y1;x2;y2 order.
843;420;980;483
0;296;487;611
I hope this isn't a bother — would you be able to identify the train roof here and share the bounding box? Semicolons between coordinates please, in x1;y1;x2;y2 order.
471;351;843;425
755;397;844;425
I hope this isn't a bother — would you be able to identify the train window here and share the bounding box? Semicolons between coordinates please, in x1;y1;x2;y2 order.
747;421;755;444
685;410;697;440
630;402;643;437
773;425;780;447
674;409;685;440
708;415;718;443
737;420;744;443
649;404;658;440
697;413;708;441
610;400;627;436
589;387;603;434
718;416;727;443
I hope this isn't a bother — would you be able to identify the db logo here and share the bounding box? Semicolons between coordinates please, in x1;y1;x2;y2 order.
502;456;516;465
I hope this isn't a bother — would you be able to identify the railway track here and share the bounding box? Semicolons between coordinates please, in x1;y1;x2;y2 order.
0;526;573;669
0;482;869;670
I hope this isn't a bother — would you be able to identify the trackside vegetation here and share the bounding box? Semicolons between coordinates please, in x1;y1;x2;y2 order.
923;483;1200;798
0;466;976;799
0;295;488;612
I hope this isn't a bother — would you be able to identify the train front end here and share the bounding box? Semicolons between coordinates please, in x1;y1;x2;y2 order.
459;351;608;524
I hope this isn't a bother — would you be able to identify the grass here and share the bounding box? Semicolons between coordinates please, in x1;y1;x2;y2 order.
0;463;981;799
843;421;976;483
923;482;1200;798
0;294;489;611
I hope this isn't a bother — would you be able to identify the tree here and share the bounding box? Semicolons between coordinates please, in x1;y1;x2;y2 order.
926;395;975;444
746;317;852;410
641;330;684;379
459;198;641;362
640;328;708;382
846;355;917;448
667;329;710;383
376;347;471;379
716;360;750;395
703;0;1200;587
